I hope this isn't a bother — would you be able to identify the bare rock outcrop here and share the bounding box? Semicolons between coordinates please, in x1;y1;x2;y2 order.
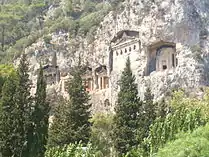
21;0;209;112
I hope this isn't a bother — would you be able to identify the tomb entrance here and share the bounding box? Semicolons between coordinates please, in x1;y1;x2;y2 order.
147;41;177;75
95;65;109;90
110;30;140;73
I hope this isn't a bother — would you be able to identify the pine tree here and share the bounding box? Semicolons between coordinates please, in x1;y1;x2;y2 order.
12;54;33;157
31;66;49;157
113;57;141;156
48;66;92;147
0;72;18;157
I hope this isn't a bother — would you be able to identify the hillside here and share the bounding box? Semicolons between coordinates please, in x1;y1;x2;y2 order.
0;0;122;62
1;0;209;112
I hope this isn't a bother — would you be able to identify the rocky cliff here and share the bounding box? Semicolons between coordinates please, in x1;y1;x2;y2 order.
21;0;209;112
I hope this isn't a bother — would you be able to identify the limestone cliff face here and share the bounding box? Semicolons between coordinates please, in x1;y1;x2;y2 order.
22;0;209;112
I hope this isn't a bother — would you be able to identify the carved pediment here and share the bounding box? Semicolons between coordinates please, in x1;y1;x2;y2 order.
114;36;136;46
111;30;139;44
95;65;107;76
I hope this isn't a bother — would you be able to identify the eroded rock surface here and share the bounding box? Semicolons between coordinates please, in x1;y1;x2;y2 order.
20;0;209;113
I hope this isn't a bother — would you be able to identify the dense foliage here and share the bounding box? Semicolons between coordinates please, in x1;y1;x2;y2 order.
45;143;98;157
146;107;206;155
156;124;209;157
0;72;18;156
0;55;49;157
7;54;33;156
0;64;14;76
123;91;208;157
0;0;123;63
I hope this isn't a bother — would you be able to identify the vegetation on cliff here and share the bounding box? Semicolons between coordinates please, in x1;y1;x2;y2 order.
0;0;124;63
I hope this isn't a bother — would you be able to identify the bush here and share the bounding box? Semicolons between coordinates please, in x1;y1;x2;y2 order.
45;143;98;157
146;107;206;155
0;64;15;77
43;35;52;44
90;113;114;156
156;124;209;157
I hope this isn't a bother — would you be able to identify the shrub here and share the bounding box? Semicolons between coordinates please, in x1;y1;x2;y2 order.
90;113;114;156
45;143;98;157
156;124;209;157
43;35;52;44
146;107;206;155
0;64;15;77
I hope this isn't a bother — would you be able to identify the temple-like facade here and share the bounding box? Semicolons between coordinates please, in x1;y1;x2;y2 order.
55;30;179;112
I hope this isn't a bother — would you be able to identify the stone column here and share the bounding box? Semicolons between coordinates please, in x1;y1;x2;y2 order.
98;77;101;90
90;79;93;91
93;76;97;90
102;77;105;89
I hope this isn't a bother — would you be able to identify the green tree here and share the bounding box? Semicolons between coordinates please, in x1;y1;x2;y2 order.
47;98;70;147
136;87;157;155
141;88;156;138
66;66;92;144
30;65;49;157
113;57;141;156
48;66;91;147
0;72;18;157
12;54;33;157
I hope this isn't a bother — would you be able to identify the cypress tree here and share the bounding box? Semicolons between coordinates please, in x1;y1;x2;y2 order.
31;66;49;157
113;57;141;156
12;54;33;157
0;72;18;157
141;87;156;138
48;66;91;147
47;98;72;147
67;67;92;145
